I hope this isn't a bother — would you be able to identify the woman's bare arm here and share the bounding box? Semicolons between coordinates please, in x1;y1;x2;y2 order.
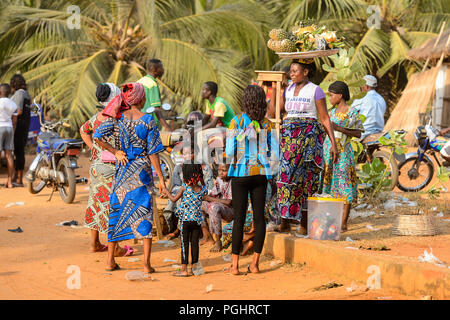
316;98;338;163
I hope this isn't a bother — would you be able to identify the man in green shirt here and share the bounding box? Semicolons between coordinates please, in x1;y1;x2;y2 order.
196;81;235;163
201;81;235;129
137;59;170;131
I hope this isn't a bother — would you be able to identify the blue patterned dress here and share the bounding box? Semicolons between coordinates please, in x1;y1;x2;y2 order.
93;114;163;242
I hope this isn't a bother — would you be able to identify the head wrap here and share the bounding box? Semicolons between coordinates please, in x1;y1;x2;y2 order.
329;81;350;101
96;83;121;108
102;83;145;119
292;58;314;64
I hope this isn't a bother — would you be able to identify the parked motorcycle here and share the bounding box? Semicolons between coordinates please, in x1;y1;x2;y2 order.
356;131;404;191
396;121;449;192
167;111;226;177
25;102;86;203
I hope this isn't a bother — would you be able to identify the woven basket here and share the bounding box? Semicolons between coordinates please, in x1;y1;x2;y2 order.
276;49;339;59
392;214;439;236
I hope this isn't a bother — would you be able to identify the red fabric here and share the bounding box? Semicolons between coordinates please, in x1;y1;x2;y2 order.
102;83;145;119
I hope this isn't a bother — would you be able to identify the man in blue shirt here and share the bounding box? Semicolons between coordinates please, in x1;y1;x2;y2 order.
351;75;386;141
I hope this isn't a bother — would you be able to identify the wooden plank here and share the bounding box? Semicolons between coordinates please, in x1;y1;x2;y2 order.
276;81;281;136
256;72;284;82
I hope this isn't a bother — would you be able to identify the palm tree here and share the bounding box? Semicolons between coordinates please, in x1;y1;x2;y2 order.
0;0;275;130
263;0;448;111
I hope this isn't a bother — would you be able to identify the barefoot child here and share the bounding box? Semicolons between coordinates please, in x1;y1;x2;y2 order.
164;163;216;277
201;164;233;252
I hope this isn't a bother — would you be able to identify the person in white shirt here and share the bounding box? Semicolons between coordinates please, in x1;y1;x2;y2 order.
0;84;18;188
351;75;386;141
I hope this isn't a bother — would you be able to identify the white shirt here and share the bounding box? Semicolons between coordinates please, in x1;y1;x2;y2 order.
0;98;18;128
283;82;326;119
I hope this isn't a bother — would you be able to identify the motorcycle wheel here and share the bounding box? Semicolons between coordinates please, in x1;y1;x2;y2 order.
397;156;434;192
157;152;175;190
372;150;399;191
57;158;76;204
27;161;46;194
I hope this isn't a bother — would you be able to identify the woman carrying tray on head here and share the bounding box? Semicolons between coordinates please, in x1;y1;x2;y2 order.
268;59;338;234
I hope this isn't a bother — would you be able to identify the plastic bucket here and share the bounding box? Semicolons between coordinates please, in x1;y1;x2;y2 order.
307;197;345;241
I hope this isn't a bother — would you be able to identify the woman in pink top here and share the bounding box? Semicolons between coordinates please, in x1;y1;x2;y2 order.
270;59;338;234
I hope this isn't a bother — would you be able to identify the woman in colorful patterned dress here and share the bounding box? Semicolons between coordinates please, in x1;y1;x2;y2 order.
270;60;338;234
80;83;133;256
323;81;364;232
93;83;168;273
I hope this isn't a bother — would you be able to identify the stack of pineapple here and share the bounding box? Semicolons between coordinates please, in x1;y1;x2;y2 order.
267;20;344;53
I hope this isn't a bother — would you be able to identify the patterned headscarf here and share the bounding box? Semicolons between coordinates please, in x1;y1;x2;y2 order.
102;83;145;119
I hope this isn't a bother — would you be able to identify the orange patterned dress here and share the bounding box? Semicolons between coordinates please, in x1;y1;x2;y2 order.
81;114;116;233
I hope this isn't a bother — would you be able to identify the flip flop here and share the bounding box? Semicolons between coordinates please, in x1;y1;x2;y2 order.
172;271;189;277
91;245;108;253
123;245;135;256
105;264;120;272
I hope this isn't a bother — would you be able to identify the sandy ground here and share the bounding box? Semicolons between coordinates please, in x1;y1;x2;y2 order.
0;153;445;300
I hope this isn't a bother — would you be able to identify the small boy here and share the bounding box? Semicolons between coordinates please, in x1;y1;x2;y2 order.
201;163;233;252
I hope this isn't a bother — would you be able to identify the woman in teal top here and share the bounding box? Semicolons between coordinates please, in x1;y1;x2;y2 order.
224;85;278;275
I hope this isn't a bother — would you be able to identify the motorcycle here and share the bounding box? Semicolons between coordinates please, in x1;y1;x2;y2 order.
24;101;86;203
167;111;226;177
396;121;449;192
356;131;404;191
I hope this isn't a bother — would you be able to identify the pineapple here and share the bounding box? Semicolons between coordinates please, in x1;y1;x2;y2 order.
267;39;276;51
279;39;296;52
272;40;283;52
269;28;290;41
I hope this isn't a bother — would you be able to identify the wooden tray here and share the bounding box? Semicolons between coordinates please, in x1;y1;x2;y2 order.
276;49;339;59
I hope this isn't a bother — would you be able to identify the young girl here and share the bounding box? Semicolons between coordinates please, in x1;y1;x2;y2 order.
164;163;215;277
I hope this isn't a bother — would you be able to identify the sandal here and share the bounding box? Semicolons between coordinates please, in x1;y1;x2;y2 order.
105;263;121;272
91;245;108;253
123;245;135;256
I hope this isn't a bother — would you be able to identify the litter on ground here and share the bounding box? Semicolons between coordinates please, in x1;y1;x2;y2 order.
436;212;444;218
5;202;25;208
206;284;213;293
8;227;23;233
192;262;205;276
349;210;376;220
127;257;140;262
164;240;176;248
125;271;153;281
222;254;232;262
270;260;282;267
418;248;447;268
312;281;343;291
163;258;177;263
345;237;355;242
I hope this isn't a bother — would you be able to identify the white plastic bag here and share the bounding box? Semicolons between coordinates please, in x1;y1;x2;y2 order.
418;248;446;268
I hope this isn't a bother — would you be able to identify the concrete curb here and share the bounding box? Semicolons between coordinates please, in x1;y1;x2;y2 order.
262;232;450;299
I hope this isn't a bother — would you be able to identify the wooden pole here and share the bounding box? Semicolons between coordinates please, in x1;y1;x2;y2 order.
152;193;164;240
422;21;446;73
276;81;281;137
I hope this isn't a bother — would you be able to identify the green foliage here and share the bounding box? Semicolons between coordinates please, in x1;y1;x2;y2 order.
320;48;365;108
357;130;407;199
358;157;391;190
427;166;450;199
0;0;274;134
